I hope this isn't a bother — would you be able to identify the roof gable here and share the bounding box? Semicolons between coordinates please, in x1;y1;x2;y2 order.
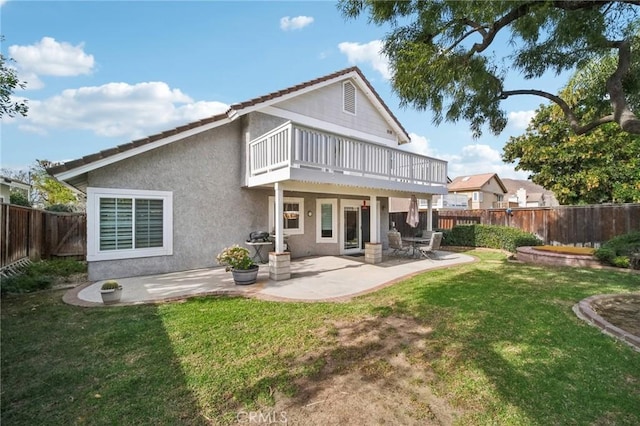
50;67;409;183
448;173;507;193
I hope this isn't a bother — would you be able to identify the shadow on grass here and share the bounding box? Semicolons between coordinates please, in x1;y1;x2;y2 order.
0;290;209;425
403;263;640;424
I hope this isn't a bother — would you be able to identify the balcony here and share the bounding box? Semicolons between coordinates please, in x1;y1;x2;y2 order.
247;122;448;193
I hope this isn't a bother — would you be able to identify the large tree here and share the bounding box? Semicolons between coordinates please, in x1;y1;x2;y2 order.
503;58;640;205
0;36;28;118
339;0;640;136
1;161;80;208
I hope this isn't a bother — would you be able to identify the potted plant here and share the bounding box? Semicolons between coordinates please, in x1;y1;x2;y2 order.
216;245;259;285
100;280;123;304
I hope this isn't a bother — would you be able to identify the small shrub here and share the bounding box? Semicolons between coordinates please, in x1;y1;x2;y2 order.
100;280;121;290
442;224;542;253
9;192;31;207
612;256;631;268
45;203;76;212
0;259;87;295
216;245;255;271
595;231;640;269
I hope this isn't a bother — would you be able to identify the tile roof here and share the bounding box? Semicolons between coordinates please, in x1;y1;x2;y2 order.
448;173;507;193
48;67;409;176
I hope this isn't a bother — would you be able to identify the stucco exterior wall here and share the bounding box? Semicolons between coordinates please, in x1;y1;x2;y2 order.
87;121;272;281
281;193;390;256
274;81;397;145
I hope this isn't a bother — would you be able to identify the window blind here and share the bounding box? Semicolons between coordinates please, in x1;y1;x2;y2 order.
135;199;164;248
321;203;333;238
99;198;133;250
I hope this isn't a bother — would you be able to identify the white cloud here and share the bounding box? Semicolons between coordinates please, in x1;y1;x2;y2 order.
280;16;314;31
21;81;229;139
401;133;435;157
338;40;391;80
508;110;535;130
8;37;95;89
443;143;529;179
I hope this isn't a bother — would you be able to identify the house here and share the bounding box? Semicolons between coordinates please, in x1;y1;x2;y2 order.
0;176;30;204
447;173;508;209
390;173;508;211
501;178;559;207
388;193;468;212
49;67;448;281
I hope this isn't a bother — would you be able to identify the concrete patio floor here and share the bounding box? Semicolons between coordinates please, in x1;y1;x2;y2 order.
64;250;476;306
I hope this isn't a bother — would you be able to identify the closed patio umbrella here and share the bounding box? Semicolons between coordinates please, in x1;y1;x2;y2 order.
406;195;419;228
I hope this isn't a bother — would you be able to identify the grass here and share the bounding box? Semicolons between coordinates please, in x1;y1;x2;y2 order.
2;250;639;424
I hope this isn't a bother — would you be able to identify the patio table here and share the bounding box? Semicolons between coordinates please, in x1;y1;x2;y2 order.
401;236;431;258
245;241;273;263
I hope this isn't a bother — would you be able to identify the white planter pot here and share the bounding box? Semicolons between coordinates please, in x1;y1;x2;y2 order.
100;287;123;304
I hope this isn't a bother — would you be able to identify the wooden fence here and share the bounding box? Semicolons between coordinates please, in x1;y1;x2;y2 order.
390;203;640;247
0;203;86;268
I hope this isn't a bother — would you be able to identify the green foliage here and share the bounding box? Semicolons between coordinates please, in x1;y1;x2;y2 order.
31;160;78;207
2;253;639;424
0;36;28;118
216;245;255;271
100;280;121;290
9;192;31;207
339;0;640;136
595;231;640;269
442;224;542;252
0;259;87;295
45;203;76;212
503;52;640;205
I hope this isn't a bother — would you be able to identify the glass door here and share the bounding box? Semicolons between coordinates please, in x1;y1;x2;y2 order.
342;202;361;254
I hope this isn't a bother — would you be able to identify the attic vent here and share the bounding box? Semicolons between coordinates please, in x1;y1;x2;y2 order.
343;81;356;114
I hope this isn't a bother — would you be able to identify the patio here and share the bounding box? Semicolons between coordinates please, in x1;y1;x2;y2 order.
64;250;475;306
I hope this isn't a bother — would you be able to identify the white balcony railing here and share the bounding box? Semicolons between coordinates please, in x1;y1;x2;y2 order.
249;122;448;187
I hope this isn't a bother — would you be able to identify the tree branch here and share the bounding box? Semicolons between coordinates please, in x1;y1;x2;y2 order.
500;89;617;134
606;39;640;134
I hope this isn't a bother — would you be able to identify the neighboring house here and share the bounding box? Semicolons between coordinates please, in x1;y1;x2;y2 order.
447;173;508;209
50;67;449;281
501;178;559;207
388;177;465;212
0;176;30;204
389;193;467;212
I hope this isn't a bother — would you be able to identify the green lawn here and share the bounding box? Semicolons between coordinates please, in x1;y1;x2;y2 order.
2;250;639;425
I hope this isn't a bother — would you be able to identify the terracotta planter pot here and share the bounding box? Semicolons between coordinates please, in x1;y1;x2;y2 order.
231;265;259;285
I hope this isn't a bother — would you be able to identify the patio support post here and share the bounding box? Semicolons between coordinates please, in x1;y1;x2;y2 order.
365;195;382;264
274;182;284;253
427;195;433;231
270;182;290;281
370;195;378;243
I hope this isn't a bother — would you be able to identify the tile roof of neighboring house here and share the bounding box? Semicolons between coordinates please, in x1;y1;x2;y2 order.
48;67;409;177
448;173;507;193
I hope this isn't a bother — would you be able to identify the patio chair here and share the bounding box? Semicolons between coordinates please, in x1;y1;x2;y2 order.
388;230;411;257
417;232;443;259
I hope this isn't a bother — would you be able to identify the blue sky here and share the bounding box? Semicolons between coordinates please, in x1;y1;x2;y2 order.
1;1;570;179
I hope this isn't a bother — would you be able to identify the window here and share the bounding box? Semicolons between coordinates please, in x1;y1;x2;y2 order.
87;188;173;261
472;191;483;202
269;196;304;235
343;81;356;114
316;199;337;243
